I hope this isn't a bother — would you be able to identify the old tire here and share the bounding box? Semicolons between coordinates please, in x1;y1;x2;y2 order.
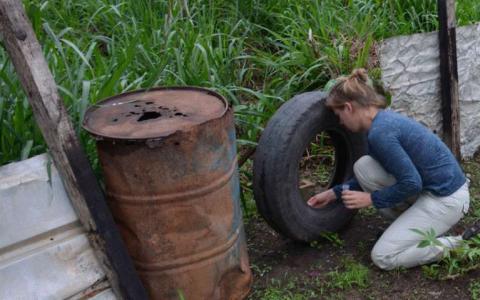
253;91;367;242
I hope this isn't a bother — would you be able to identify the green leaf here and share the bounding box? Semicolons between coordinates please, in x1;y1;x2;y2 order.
417;240;431;248
96;38;138;100
20;140;33;160
324;78;338;92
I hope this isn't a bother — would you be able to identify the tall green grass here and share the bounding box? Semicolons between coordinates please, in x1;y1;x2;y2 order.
1;0;479;214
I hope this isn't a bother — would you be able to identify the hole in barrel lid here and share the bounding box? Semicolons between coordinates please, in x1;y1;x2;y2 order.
112;118;118;122
137;111;162;122
174;112;188;117
146;101;154;105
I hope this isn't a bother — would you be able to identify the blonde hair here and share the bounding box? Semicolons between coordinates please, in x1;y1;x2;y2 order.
326;68;387;109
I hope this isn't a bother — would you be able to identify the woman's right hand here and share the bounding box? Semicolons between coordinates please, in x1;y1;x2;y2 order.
307;189;336;208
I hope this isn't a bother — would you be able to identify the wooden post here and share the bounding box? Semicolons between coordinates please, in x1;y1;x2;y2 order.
0;1;148;299
437;0;461;160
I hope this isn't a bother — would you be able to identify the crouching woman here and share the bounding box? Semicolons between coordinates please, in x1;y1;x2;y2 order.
307;68;470;270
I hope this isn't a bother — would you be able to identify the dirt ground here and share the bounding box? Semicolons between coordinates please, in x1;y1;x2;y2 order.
245;213;477;299
244;157;480;300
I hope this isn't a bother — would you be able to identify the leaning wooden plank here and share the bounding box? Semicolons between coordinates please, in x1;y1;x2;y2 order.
437;0;461;160
0;1;147;299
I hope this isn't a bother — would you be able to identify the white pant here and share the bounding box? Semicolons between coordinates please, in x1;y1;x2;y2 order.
354;155;470;270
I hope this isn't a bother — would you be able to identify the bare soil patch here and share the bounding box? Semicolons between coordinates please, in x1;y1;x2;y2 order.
245;155;480;299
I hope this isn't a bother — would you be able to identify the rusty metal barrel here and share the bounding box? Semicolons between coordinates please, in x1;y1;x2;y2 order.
82;87;252;299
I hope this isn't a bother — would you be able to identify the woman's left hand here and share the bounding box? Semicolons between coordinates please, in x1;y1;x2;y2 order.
342;190;372;209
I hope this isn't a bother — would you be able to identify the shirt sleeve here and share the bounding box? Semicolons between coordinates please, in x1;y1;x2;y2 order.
368;130;422;208
332;176;363;200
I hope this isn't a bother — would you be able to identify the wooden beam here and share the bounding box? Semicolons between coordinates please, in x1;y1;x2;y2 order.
437;0;461;160
0;1;148;299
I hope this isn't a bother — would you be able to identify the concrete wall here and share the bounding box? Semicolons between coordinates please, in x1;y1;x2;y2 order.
380;23;480;158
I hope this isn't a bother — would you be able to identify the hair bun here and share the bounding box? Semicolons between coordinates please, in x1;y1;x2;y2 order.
349;68;369;83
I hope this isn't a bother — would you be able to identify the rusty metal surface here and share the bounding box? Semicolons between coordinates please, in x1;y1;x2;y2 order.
83;87;252;299
83;87;227;140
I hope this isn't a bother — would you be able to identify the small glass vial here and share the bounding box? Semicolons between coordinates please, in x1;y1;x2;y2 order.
341;184;350;191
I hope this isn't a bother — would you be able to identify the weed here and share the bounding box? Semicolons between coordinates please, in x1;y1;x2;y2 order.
177;290;186;300
410;228;444;248
470;280;480;300
249;277;317;300
299;132;336;192
356;240;367;253
320;231;345;248
2;0;480;219
391;266;407;277
309;232;344;251
359;206;377;217
422;263;442;280
250;263;273;278
326;257;370;290
414;228;480;280
309;240;322;250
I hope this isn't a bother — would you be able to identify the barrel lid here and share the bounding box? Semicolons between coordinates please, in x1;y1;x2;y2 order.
82;87;228;140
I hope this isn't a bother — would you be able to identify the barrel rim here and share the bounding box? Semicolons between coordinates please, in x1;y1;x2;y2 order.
81;86;229;142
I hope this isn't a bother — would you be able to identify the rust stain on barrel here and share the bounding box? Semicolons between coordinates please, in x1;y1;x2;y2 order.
83;87;252;299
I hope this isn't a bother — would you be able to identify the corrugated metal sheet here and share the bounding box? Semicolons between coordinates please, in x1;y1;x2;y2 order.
0;154;117;299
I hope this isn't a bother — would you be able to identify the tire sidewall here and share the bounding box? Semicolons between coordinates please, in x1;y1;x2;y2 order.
253;91;367;241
